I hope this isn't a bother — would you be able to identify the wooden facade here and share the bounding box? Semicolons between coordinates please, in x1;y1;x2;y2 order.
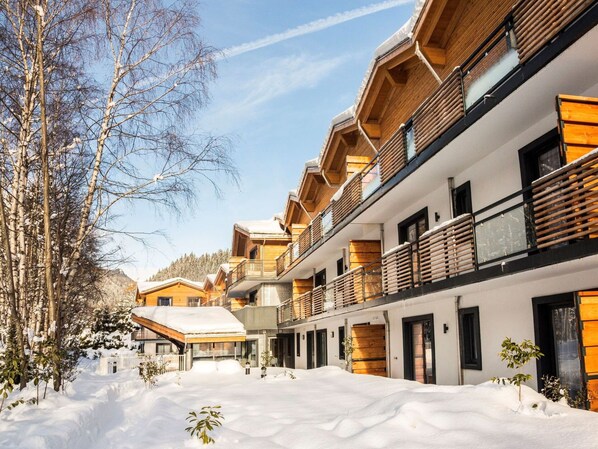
136;280;206;307
351;324;387;376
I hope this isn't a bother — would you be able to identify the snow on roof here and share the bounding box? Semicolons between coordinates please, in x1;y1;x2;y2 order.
137;277;204;294
355;0;425;112
218;263;230;274
205;274;217;284
235;216;286;236
132;306;245;336
318;105;356;161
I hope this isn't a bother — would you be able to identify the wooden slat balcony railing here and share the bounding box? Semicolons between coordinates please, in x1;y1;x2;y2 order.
382;243;414;295
298;225;312;257
332;175;362;227
513;0;592;63
379;126;407;184
292;290;312;320
312;214;323;245
532;148;598;249
413;69;465;151
418;214;476;283
273;1;593;279
276;247;290;276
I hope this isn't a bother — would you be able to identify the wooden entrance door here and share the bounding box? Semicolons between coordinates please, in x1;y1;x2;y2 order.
403;315;435;384
351;324;387;376
578;291;598;411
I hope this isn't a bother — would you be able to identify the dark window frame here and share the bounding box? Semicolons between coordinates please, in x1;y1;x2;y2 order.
338;326;346;360
336;257;345;277
316;328;328;367
452;181;473;217
248;290;258;306
315;268;326;287
398;207;429;245
156;342;172;354
402;314;435;383
157;296;172;306
458;307;482;370
249;246;258;260
296;333;301;357
518;129;561;191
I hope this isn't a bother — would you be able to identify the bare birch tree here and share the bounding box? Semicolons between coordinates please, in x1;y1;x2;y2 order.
0;0;235;392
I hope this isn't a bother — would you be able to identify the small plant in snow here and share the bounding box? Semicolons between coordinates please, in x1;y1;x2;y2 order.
492;337;543;402
260;350;274;368
342;336;354;371
185;405;224;445
0;349;19;413
139;358;167;388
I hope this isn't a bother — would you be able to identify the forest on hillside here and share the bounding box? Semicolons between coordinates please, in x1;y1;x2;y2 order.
149;250;231;281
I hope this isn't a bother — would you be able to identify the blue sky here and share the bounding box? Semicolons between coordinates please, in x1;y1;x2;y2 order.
120;0;415;280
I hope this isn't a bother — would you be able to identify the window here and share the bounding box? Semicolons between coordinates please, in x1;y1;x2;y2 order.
156;343;172;354
315;269;326;287
452;181;472;217
157;297;172;306
249;246;258;260
248;290;257;306
187;297;200;307
336;257;345;277
398;208;428;244
405;120;416;160
519;130;562;189
458;307;482;370
296;333;301;357
338;326;346;360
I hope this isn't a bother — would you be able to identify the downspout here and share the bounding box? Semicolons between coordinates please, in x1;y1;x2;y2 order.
415;41;442;85
383;310;391;378
380;224;385;254
357;120;379;154
321;169;335;188
455;295;463;385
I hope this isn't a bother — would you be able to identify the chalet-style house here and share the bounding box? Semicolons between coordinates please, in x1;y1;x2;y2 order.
131;0;598;411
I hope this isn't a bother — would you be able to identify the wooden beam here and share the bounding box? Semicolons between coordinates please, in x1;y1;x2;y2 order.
421;45;446;66
132;315;186;343
385;67;408;86
301;200;316;212
325;170;342;185
361;122;381;139
186;335;246;343
340;131;357;147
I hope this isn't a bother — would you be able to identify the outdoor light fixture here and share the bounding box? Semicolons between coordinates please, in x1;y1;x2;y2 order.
435;212;441;222
443;323;449;333
245;361;251;375
331;331;334;338
302;334;305;340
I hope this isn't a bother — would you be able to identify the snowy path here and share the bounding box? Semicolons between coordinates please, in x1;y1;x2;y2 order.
1;362;597;448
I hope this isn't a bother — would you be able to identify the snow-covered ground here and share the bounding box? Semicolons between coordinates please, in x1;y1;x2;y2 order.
1;360;597;449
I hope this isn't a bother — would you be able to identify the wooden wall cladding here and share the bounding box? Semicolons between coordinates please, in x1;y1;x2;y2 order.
351;324;387;376
556;94;598;164
579;291;598;411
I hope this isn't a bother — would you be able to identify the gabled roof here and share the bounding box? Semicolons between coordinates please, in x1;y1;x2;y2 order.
214;264;230;287
137;277;205;295
234;216;287;238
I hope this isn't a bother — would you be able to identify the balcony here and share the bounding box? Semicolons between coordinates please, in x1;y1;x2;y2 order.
227;259;277;294
275;0;593;278
132;328;164;341
278;150;598;323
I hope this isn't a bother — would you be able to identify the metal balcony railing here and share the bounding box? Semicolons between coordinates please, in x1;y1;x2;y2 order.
274;0;591;278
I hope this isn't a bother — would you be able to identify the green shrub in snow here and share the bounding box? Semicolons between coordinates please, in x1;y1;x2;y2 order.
185;405;224;444
492;337;543;402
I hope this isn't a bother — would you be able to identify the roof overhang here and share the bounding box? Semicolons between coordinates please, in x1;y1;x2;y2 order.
132;315;246;344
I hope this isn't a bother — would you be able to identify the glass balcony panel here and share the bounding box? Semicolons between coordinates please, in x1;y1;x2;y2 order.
475;205;528;264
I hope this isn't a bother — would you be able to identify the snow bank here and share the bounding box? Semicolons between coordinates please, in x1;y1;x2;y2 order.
2;363;598;449
191;360;243;375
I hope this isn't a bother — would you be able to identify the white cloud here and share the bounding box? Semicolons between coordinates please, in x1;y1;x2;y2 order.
220;0;414;60
205;53;349;131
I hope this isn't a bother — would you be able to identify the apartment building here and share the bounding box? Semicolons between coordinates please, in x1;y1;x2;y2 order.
265;0;598;410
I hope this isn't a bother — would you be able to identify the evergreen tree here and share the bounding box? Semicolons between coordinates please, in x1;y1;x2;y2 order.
149;250;230;281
